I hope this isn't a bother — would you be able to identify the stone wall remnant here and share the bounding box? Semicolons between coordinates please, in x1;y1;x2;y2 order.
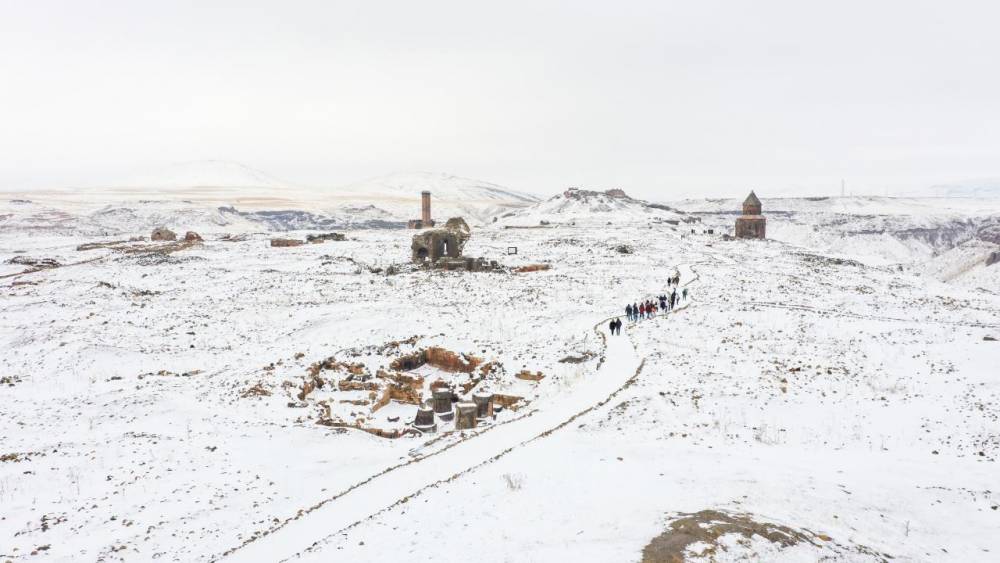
270;238;305;247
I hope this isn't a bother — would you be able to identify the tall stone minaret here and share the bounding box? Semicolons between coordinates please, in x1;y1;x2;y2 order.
421;191;432;225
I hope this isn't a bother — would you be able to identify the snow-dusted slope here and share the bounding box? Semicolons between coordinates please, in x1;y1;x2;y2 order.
497;188;696;227
920;239;1000;290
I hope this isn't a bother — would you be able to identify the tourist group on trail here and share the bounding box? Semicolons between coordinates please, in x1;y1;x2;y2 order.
609;273;688;336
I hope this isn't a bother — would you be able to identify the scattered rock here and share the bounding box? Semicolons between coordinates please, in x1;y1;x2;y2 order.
515;370;545;381
515;264;551;273
184;231;203;242
306;232;346;243
6;256;60;269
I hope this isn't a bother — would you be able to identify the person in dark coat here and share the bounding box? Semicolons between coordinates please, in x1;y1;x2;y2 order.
626;304;633;321
615;318;622;334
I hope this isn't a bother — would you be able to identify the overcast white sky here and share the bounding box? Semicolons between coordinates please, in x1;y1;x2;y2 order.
2;0;999;198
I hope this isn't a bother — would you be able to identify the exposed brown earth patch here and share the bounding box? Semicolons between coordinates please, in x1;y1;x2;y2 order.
642;510;891;562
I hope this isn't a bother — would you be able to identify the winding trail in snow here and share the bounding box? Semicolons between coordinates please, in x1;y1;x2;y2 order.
221;264;699;563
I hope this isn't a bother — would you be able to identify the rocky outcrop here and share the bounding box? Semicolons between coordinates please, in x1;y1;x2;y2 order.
184;231;203;242
150;227;177;241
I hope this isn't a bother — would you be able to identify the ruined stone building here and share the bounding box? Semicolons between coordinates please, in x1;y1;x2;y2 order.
735;191;766;239
411;217;470;262
411;217;500;272
407;191;436;229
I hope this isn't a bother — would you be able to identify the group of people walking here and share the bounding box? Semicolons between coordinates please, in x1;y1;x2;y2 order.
609;273;689;336
627;299;660;321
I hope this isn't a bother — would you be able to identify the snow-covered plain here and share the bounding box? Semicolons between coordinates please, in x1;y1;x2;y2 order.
2;187;999;562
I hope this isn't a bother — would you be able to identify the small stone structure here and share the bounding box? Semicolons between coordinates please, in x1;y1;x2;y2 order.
184;231;202;242
151;227;177;241
472;393;493;419
432;388;455;420
734;191;766;239
454;402;477;430
407;191;436;229
413;407;436;433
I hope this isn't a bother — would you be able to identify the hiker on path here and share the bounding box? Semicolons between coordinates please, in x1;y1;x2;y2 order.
615;318;622;334
626;304;633;321
671;290;678;309
682;288;688;301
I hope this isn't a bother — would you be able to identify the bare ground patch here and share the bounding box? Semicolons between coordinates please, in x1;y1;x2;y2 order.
642;509;891;562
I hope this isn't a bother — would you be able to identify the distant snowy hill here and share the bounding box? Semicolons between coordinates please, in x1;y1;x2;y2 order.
116;160;295;191
0;164;540;234
496;188;696;227
923;179;1000;198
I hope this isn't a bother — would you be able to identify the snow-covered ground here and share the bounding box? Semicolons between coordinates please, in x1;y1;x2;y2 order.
2;192;999;562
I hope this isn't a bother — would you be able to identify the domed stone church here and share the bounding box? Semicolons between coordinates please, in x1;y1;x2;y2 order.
734;191;766;239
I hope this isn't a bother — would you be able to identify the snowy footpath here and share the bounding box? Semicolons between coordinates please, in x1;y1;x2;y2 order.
222;274;700;562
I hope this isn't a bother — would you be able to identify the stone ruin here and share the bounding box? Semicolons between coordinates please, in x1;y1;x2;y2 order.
411;217;502;272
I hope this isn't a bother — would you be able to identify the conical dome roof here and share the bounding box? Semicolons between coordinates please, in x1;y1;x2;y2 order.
744;191;761;206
